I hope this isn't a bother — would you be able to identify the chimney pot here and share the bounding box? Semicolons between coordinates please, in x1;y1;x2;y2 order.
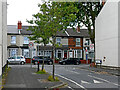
18;21;22;30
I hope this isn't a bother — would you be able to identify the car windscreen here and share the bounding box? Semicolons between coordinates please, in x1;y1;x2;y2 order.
33;56;40;59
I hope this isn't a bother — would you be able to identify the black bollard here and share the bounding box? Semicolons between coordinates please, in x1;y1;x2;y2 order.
37;61;40;72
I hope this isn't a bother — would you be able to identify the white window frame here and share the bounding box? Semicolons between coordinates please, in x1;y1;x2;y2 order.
24;37;29;44
76;38;81;47
77;50;82;58
11;36;16;44
56;38;61;45
9;48;18;57
22;49;29;58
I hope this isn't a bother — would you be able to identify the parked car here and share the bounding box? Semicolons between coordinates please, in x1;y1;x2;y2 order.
32;56;53;65
59;58;81;65
7;56;26;65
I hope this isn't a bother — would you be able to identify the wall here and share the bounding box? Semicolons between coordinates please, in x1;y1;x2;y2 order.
95;0;119;67
0;0;2;76
2;0;7;67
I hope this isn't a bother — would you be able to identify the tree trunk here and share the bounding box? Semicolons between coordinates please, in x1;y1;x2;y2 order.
52;36;56;80
42;44;45;71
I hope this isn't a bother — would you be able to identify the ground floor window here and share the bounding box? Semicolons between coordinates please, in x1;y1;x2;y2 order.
77;50;82;58
56;50;62;59
38;50;52;58
9;48;18;57
22;49;29;58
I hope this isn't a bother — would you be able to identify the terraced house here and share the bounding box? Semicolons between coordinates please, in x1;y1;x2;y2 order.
7;22;93;61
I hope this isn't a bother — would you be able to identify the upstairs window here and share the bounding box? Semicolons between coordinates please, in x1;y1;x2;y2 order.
11;36;16;44
24;37;29;44
56;38;61;45
85;39;90;45
76;38;81;47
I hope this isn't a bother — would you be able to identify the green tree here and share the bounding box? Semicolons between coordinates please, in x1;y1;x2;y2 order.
71;2;103;44
27;5;51;71
27;1;78;80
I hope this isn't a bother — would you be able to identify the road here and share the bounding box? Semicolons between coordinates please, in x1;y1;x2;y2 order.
9;64;120;90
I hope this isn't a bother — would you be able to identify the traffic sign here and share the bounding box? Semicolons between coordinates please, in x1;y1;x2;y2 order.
90;44;94;50
29;42;34;49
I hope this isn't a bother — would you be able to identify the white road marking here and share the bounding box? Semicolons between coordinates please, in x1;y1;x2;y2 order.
88;75;120;86
68;86;74;90
65;69;80;74
93;80;102;84
55;73;87;90
81;80;90;84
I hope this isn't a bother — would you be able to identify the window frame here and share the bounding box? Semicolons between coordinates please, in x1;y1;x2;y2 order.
24;36;29;44
76;38;81;47
11;36;16;44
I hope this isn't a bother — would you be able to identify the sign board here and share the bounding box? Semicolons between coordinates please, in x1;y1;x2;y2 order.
29;42;34;49
90;44;94;50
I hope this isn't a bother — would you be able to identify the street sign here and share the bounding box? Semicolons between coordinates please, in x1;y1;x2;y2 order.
29;42;34;49
90;44;94;50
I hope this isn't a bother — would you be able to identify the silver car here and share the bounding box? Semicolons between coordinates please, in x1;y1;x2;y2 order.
7;56;26;65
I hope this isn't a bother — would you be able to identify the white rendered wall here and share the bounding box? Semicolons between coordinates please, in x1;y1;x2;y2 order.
2;0;7;67
95;0;119;67
0;0;2;76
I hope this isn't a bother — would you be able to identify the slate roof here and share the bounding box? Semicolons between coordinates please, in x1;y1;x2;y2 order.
7;25;90;38
66;28;90;37
7;25;18;34
21;26;32;35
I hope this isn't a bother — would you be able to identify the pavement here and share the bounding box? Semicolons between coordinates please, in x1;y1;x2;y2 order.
77;64;120;76
2;65;67;89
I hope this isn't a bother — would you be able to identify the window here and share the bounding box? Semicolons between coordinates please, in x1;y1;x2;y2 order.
22;49;29;58
56;38;61;45
24;37;29;44
9;49;18;57
11;36;16;44
17;56;21;59
76;38;81;46
76;50;82;58
85;39;89;45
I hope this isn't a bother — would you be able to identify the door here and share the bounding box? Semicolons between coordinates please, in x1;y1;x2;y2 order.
64;53;67;59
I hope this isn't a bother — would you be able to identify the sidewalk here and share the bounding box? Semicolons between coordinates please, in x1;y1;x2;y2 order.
3;66;66;89
78;64;120;76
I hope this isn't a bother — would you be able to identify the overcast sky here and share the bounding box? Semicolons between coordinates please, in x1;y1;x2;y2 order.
7;0;42;25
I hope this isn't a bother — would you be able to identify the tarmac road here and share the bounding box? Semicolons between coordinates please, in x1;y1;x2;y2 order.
8;64;120;90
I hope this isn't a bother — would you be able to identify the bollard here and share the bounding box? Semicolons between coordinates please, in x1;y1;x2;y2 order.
37;61;40;72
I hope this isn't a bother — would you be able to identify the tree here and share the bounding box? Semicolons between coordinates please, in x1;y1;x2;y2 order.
27;1;78;80
70;2;103;44
27;6;51;71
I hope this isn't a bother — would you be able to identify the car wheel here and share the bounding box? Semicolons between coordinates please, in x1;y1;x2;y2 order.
21;61;25;65
48;61;53;65
35;62;38;65
76;62;79;65
62;62;66;65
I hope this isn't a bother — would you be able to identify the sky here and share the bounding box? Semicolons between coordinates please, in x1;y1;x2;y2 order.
7;0;42;25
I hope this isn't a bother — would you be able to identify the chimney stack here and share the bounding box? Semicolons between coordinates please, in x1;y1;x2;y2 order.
17;21;22;34
77;26;80;33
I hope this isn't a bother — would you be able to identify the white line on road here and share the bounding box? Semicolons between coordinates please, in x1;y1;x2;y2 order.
68;86;74;90
65;69;80;74
55;73;87;90
88;75;120;86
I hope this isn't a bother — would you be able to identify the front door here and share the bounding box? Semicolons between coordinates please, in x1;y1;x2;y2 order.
64;53;67;59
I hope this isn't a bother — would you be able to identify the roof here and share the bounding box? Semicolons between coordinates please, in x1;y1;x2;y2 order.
7;25;18;34
7;25;90;38
66;28;90;37
21;26;32;35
